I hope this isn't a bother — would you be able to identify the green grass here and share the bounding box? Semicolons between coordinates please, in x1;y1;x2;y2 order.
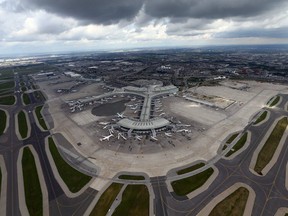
0;80;14;90
21;86;27;92
226;133;239;144
225;132;248;157
22;93;31;105
0;109;7;135
18;111;28;139
254;111;268;125
269;96;280;107
171;168;214;196
254;117;288;174
48;137;92;193
22;147;43;216
112;185;149;216
34;91;45;101
89;183;123;216
0;167;2;194
118;175;145;180
35;106;48;130
0;95;15;105
209;187;249;216
177;163;205;175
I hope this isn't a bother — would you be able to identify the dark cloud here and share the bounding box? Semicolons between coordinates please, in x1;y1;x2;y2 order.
145;0;287;19
22;0;144;24
214;27;288;38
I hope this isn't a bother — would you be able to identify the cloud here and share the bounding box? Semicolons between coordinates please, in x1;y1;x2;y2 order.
22;0;144;24
214;27;288;38
145;0;288;20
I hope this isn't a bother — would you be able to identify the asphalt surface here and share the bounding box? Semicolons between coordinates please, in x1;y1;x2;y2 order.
151;94;288;216
0;74;97;216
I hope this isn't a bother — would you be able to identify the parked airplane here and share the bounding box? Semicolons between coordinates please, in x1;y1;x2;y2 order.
159;112;165;116
177;129;191;133
100;134;114;141
151;136;158;141
99;122;110;125
135;135;142;141
117;112;125;118
118;133;127;140
165;132;172;137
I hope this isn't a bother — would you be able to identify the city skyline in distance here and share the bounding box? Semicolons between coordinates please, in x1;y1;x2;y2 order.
0;0;288;56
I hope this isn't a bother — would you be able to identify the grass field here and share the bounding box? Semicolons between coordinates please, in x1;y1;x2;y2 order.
0;80;14;90
254;111;268;125
0;95;15;105
171;168;214;196
177;163;205;175
226;133;239;144
209;187;249;216
118;175;145;180
89;183;123;216
21;86;27;92
0;109;7;135
222;133;239;151
18;110;28;139
112;185;149;216
34;91;45;101
22;93;31;105
269;96;280;107
22;147;43;216
225;132;248;157
35;106;48;130
0;167;2;194
48;137;92;193
254;117;288;174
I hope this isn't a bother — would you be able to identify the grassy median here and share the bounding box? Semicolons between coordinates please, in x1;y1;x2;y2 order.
254;117;288;174
22;93;31;105
209;187;249;216
90;183;123;216
177;162;205;175
0;95;15;105
0;80;14;90
0;109;7;135
254;111;268;125
269;96;280;107
48;137;92;193
18;110;28;139
22;147;43;216
172;168;214;196
225;132;248;157
35;106;48;130
112;184;149;216
118;175;145;180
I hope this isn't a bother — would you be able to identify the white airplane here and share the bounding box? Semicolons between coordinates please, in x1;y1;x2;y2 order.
177;129;191;133
100;134;114;141
118;133;127;140
99;122;110;125
135;135;142;141
117;112;125;118
151;136;158;141
165;132;172;137
159;112;165;116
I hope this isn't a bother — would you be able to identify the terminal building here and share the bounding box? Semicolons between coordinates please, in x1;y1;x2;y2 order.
116;84;178;135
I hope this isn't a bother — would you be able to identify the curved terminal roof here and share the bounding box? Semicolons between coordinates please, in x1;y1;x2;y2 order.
117;118;170;130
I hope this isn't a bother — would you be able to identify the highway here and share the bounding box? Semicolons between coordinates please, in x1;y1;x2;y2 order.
151;94;288;216
0;74;97;216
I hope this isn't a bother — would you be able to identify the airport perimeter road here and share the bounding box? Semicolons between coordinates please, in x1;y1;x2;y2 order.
0;75;97;216
152;94;288;216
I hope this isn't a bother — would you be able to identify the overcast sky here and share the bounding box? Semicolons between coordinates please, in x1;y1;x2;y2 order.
1;0;288;55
